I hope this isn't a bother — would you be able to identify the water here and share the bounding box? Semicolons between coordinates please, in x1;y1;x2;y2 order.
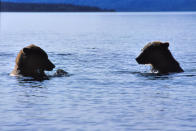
0;12;196;131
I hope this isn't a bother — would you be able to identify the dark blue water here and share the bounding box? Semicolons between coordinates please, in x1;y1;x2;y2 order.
0;12;196;131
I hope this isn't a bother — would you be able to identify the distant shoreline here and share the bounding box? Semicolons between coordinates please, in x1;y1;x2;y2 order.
0;2;115;12
1;11;196;13
1;1;196;12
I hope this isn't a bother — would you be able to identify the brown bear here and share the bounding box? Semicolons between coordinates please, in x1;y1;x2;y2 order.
11;44;55;80
135;41;184;74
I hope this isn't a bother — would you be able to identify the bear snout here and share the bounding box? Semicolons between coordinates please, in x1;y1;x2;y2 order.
45;60;55;71
135;53;149;64
135;56;142;64
135;57;140;63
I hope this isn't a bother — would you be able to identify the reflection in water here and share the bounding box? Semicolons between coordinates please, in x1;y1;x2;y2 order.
17;76;45;88
114;70;171;80
138;72;171;80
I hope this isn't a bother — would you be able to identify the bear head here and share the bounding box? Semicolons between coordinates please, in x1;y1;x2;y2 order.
12;44;55;80
136;41;183;74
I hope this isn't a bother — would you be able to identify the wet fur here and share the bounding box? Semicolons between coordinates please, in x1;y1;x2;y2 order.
11;44;55;80
136;41;184;74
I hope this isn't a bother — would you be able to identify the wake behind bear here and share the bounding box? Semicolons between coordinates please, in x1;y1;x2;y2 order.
11;44;67;80
136;41;184;74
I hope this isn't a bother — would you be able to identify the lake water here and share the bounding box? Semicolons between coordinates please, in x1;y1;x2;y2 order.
0;12;196;131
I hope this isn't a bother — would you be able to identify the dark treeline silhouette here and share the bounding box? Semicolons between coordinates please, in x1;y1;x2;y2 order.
0;2;115;12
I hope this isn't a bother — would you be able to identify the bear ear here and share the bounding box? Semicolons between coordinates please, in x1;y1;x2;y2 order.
162;42;169;48
23;48;32;55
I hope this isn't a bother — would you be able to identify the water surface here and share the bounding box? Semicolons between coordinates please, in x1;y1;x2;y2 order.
0;12;196;131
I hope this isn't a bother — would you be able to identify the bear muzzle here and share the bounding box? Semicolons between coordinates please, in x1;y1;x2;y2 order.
45;60;55;71
135;54;149;64
135;56;143;64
